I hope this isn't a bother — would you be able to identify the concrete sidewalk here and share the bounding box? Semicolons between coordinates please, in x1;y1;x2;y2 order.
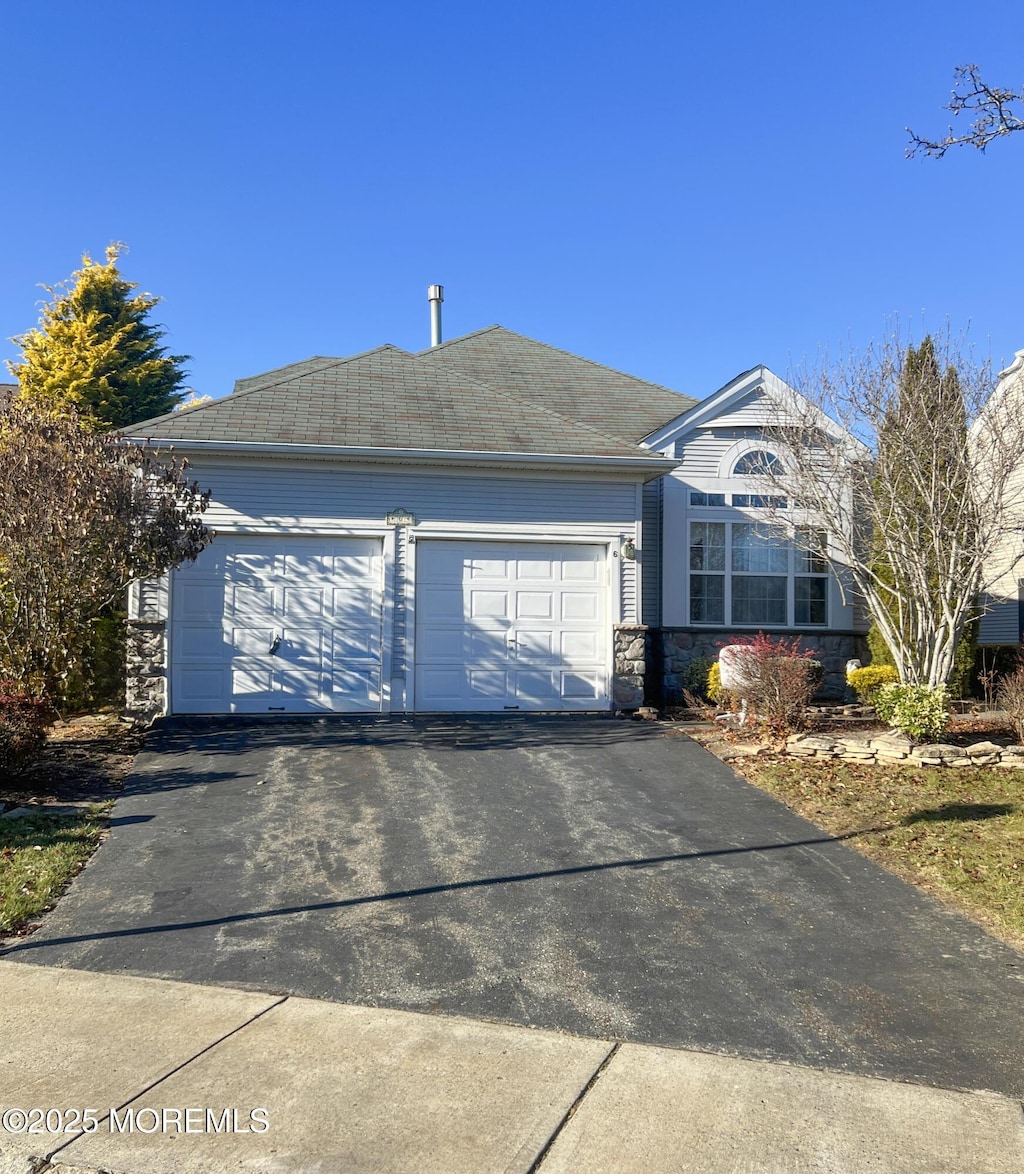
1;961;1021;1174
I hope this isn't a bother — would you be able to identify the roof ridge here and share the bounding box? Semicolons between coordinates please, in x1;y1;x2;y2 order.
427;324;690;400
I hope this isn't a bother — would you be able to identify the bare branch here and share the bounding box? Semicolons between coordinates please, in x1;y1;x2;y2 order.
907;64;1024;157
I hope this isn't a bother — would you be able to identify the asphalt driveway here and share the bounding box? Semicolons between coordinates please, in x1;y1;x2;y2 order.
3;715;1023;1097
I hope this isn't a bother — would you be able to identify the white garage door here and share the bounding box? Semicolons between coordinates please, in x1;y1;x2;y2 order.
414;540;609;712
171;536;383;714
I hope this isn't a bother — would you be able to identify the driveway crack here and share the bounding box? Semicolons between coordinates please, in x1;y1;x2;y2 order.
528;1040;620;1172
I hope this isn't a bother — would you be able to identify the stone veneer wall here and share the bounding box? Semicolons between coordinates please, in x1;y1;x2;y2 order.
613;624;648;709
125;619;167;723
658;629;869;703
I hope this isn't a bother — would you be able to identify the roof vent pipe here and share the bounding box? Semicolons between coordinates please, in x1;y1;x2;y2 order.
427;284;444;347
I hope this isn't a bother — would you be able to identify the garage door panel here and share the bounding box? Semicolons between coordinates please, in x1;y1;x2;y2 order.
229;627;276;657
416;667;463;703
468;590;509;618
563;556;601;581
515;629;554;658
516;558;555;581
416;586;468;623
331;586;376;617
516;592;553;619
230;585;275;617
514;670;559;702
467;669;509;699
178;583;224;622
562;671;602;699
561;591;600;621
330;668;380;710
332;626;380;660
231;665;275;695
414;540;609;712
172;536;383;715
281;587;325;620
561;631;600;662
468;557;510;581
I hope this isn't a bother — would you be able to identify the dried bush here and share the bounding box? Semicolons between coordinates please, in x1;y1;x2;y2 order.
997;666;1024;743
724;633;819;737
0;402;210;703
0;684;54;779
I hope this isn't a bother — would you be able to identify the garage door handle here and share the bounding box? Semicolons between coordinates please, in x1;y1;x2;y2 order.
269;634;281;656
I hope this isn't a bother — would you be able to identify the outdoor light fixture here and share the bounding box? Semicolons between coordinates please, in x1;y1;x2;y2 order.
621;538;637;560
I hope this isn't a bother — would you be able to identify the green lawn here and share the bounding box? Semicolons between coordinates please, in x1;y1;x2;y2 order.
0;806;110;935
740;754;1024;949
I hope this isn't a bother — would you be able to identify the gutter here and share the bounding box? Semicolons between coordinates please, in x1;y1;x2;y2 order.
118;437;681;479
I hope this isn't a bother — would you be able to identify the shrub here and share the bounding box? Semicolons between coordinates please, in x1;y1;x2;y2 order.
722;633;819;736
678;655;713;701
0;685;54;779
847;664;900;703
997;666;1024;743
707;660;733;707
873;683;950;742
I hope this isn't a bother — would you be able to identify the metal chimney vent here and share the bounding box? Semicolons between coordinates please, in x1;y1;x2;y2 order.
428;284;444;347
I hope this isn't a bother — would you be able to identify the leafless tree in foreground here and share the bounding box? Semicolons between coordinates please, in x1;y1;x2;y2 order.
0;402;210;700
763;334;1024;688
907;64;1024;157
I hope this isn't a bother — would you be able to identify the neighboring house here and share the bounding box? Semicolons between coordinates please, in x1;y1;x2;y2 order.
978;349;1024;648
121;328;866;719
0;383;16;412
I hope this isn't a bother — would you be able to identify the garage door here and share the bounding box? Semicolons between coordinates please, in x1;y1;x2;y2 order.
171;536;383;714
414;540;609;712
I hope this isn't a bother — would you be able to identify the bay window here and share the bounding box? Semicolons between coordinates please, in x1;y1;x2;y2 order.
688;521;828;626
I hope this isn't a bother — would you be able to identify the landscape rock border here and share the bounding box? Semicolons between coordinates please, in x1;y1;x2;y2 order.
784;732;1024;768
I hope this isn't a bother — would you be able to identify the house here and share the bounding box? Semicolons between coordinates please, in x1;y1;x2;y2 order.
0;383;16;411
978;349;1024;649
121;325;866;718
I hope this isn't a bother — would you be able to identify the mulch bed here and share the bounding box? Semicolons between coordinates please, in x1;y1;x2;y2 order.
0;713;145;811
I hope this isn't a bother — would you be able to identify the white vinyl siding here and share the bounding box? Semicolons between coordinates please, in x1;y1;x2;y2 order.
188;461;640;530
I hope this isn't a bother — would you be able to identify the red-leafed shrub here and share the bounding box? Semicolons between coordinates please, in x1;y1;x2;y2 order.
720;633;821;736
0;684;54;779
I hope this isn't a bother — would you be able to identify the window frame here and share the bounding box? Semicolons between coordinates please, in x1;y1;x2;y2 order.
686;517;830;628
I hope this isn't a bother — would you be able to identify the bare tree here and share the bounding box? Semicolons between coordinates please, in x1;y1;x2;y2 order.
0;403;210;701
762;333;1024;688
907;65;1024;157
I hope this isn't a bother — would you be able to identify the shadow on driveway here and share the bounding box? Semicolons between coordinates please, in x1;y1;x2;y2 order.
4;715;1023;1098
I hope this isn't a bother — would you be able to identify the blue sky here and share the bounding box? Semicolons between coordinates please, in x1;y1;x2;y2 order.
2;0;1022;404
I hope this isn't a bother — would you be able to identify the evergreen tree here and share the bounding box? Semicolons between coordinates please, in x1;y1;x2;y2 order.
8;243;189;428
867;337;976;691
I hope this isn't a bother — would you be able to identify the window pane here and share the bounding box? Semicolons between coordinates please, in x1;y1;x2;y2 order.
732;576;788;624
690;522;725;571
731;523;788;572
733;450;782;476
795;577;828;624
690;575;725;623
797;528;828;574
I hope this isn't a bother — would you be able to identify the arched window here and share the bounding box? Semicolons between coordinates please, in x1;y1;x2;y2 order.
733;450;782;476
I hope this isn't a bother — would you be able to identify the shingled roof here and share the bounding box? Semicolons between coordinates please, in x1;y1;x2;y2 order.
120;345;662;460
419;326;696;443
